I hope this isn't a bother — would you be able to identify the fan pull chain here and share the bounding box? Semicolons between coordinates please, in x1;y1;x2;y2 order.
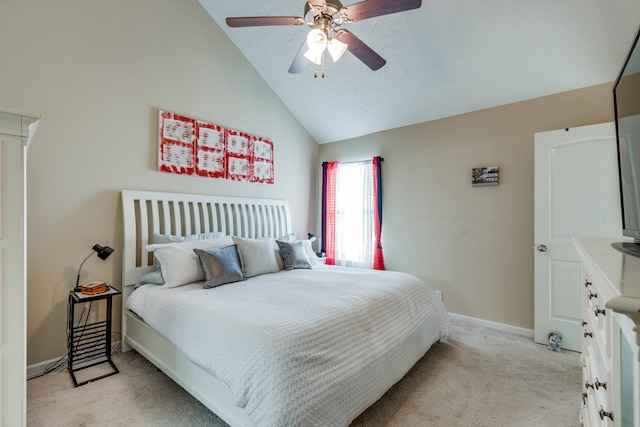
313;51;326;78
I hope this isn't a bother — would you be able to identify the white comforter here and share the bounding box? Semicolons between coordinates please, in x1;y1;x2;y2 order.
126;265;450;427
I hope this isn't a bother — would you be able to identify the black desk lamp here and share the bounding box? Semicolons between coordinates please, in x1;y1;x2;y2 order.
74;244;114;292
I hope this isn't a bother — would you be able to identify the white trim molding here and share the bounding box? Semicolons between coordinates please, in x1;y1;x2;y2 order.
448;313;535;339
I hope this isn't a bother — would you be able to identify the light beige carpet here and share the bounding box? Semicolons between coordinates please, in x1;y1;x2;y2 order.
27;319;581;427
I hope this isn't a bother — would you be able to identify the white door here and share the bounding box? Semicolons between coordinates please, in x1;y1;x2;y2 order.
534;122;621;351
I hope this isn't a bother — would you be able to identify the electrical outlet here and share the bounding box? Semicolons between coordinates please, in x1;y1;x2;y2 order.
435;290;443;301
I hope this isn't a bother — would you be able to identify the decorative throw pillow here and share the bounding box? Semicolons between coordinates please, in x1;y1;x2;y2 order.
277;240;312;271
146;236;234;288
142;231;228;286
194;246;245;288
232;236;280;278
273;240;286;270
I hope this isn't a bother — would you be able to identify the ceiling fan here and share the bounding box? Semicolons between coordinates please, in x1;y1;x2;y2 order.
226;0;422;75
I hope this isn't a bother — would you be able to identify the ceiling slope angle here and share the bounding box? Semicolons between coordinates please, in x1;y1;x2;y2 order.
199;0;640;144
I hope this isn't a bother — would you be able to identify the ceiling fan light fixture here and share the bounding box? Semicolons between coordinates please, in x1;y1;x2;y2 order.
327;37;348;62
304;48;324;65
306;28;328;52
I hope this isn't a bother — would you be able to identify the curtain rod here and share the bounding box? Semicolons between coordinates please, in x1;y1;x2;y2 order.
322;157;384;165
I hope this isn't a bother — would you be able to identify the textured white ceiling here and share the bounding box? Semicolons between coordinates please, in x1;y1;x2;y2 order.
199;0;640;144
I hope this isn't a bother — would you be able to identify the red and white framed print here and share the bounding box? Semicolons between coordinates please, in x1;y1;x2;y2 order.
158;111;196;175
196;121;225;178
251;135;274;184
158;110;274;184
226;129;251;182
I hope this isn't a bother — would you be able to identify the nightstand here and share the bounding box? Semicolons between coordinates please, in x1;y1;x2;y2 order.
67;286;121;387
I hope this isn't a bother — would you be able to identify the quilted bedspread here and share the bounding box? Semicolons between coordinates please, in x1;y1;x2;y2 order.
126;265;450;427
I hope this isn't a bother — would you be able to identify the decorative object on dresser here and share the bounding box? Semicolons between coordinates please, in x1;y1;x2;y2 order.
574;237;640;427
74;243;115;292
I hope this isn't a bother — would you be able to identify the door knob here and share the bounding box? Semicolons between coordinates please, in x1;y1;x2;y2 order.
537;244;547;252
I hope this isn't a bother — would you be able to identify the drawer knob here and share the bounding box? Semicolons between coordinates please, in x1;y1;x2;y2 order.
585;380;594;389
593;305;606;317
587;290;598;300
584;331;593;338
599;406;614;421
581;320;588;327
584;280;592;288
594;378;607;390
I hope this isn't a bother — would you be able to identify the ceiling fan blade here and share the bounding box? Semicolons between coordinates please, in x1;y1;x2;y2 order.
288;40;309;74
341;0;421;22
226;16;304;28
337;30;386;71
308;0;327;9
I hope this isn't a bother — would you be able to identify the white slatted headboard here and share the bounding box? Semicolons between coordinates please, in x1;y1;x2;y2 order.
121;189;292;295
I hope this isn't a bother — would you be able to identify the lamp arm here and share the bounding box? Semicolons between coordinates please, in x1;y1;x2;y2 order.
75;251;96;287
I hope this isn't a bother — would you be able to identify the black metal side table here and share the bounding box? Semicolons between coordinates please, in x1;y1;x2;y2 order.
67;286;121;387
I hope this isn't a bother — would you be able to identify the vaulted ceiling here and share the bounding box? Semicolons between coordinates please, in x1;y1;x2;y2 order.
199;0;640;144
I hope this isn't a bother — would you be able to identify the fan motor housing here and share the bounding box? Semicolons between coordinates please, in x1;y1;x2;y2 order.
304;0;344;27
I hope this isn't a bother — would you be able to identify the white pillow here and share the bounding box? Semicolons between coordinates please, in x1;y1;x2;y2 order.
146;236;234;288
232;236;280;278
300;239;318;265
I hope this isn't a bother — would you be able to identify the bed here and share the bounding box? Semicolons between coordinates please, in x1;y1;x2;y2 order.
121;190;450;427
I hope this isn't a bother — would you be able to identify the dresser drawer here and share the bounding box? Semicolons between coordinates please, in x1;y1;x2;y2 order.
583;276;610;357
583;345;614;427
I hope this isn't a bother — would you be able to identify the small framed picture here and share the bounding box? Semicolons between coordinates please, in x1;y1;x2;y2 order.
472;166;499;187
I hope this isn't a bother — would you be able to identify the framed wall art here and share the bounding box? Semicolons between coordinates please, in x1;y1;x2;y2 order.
472;166;499;187
158;110;274;184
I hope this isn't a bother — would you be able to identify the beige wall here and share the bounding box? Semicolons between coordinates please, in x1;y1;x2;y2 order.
0;0;319;364
320;83;614;330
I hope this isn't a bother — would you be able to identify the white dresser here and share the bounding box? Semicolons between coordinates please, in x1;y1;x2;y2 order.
0;110;38;426
574;238;640;427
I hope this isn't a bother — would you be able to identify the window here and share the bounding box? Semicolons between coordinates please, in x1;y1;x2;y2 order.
321;157;384;270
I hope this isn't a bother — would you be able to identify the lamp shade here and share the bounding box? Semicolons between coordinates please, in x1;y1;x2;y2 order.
93;244;114;260
327;38;348;62
306;28;327;52
75;243;115;291
304;48;324;65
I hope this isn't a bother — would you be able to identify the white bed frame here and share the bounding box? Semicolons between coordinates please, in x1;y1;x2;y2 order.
121;190;293;427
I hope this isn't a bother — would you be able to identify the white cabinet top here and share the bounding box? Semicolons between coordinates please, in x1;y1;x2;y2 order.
574;237;640;322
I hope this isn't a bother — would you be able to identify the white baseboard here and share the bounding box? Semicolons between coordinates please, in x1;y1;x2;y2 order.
448;313;534;339
27;356;65;379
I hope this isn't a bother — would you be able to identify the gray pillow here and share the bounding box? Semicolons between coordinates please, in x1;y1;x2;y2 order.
277;240;312;271
232;236;281;277
194;246;245;288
